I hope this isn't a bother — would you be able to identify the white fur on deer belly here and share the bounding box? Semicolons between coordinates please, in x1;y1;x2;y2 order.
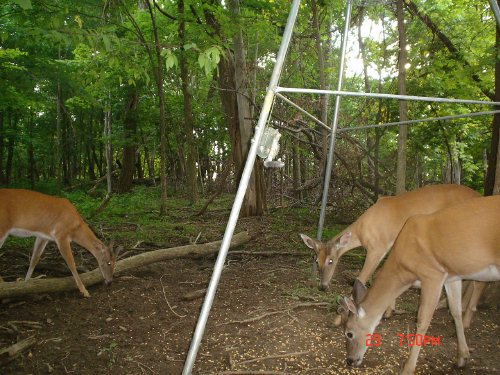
9;228;53;241
448;265;500;282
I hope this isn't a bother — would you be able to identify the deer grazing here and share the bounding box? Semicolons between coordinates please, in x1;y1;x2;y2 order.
300;184;481;322
339;195;500;374
0;189;116;297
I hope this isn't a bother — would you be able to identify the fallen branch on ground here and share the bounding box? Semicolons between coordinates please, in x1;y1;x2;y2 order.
181;288;207;301
0;336;36;363
0;231;251;299
215;372;290;375
229;251;305;257
217;302;329;326
237;351;309;366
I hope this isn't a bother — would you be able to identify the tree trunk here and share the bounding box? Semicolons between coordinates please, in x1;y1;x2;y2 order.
311;0;329;177
0;111;4;184
178;0;198;204
485;21;500;195
145;1;168;214
118;86;139;193
292;137;302;201
396;0;408;195
104;100;113;196
5;114;16;185
86;116;96;181
27;114;36;189
56;66;62;182
230;0;265;216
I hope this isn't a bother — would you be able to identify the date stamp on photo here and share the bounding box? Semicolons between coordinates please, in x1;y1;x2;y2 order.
366;333;441;347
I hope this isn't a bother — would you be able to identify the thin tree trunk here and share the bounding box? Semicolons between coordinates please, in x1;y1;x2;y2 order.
311;0;329;176
396;0;408;195
104;98;113;196
486;18;500;195
56;50;62;182
6;114;16;185
145;1;168;214
0;111;4;184
494;129;500;194
27;114;36;189
178;0;198;204
118;86;139;193
292;137;302;201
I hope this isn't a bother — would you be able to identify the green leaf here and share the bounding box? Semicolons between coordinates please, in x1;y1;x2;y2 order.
198;46;222;76
162;49;178;71
184;43;197;51
74;15;83;28
14;0;32;9
103;35;112;52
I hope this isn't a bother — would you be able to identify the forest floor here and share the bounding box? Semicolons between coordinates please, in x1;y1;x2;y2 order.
0;190;499;375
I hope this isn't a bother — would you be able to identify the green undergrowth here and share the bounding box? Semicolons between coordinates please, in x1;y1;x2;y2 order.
287;281;340;310
69;186;234;247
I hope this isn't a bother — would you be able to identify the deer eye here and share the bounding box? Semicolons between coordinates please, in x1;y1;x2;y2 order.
328;259;334;265
346;332;353;339
107;261;111;266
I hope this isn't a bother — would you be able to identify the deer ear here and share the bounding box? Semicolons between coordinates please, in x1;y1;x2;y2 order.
343;296;358;315
300;234;319;254
336;231;351;248
352;278;367;306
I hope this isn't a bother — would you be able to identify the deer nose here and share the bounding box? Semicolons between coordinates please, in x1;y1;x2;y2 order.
346;358;354;366
104;279;113;286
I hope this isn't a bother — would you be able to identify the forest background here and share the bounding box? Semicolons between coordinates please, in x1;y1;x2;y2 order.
1;0;500;220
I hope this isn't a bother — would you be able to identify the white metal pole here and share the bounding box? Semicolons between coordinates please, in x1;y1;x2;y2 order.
181;1;301;373
316;0;353;241
489;0;500;27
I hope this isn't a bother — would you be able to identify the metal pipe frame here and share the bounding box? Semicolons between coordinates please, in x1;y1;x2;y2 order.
181;0;301;373
337;110;500;132
276;93;500;133
316;0;353;241
275;92;330;131
275;87;500;107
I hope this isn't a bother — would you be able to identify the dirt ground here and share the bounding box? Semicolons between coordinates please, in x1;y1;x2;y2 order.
0;208;499;375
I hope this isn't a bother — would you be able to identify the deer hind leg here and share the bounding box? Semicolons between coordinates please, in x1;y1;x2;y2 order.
445;280;470;367
57;238;90;297
462;281;487;329
25;237;50;280
401;279;443;375
461;280;474;310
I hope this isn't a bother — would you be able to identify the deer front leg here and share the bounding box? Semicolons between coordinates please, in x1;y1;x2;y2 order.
444;280;470;367
462;281;487;329
358;249;396;318
56;239;90;298
384;299;396;318
25;237;49;280
401;279;443;375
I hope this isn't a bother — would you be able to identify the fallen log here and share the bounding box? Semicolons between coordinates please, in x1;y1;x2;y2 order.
0;231;251;300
